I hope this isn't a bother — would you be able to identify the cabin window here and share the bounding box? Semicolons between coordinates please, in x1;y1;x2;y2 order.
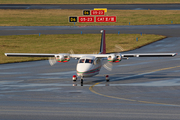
79;59;85;63
85;59;93;64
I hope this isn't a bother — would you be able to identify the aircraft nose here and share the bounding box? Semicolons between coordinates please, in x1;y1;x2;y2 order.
77;64;93;73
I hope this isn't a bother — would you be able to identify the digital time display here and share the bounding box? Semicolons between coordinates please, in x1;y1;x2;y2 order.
69;17;77;22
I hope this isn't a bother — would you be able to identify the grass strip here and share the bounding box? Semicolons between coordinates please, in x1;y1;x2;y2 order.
0;0;180;4
0;10;180;26
1;34;166;64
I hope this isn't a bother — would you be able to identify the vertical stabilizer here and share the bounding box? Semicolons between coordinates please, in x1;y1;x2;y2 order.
100;30;106;54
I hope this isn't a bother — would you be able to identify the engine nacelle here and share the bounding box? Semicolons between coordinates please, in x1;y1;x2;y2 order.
107;53;122;63
93;58;101;65
55;54;70;63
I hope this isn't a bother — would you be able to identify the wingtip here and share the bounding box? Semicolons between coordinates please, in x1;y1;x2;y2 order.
173;53;177;56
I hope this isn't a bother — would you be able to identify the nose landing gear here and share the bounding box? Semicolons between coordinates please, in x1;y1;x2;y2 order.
80;76;83;86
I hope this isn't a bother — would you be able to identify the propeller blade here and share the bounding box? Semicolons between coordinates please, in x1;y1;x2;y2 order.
103;62;113;71
93;52;97;54
69;49;74;54
115;44;125;53
49;57;56;66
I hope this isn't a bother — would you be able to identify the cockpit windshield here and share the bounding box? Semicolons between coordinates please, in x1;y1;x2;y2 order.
79;59;85;63
78;59;93;64
85;59;93;64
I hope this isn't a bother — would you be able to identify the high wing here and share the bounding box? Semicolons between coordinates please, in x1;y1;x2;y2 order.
4;53;109;58
121;53;177;57
5;53;56;57
5;53;177;58
4;29;177;60
71;53;177;58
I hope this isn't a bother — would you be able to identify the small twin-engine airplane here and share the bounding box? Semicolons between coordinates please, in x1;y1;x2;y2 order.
5;30;177;83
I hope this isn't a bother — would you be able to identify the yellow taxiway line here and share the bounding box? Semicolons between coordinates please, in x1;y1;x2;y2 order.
89;65;180;107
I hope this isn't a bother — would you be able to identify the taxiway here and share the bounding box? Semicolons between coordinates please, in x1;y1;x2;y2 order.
0;28;180;119
0;4;180;10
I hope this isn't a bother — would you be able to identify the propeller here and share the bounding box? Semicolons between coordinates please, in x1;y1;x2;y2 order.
49;57;56;66
115;44;124;52
103;62;113;71
48;49;74;66
103;44;125;71
69;49;74;55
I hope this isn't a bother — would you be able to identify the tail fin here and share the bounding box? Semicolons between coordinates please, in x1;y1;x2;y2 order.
99;30;106;54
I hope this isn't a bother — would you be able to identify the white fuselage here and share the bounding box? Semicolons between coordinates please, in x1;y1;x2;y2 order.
76;56;102;77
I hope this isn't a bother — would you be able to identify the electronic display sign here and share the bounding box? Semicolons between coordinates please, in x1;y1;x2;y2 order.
69;17;77;22
96;16;116;22
91;10;105;15
83;10;91;15
94;8;107;13
79;16;94;22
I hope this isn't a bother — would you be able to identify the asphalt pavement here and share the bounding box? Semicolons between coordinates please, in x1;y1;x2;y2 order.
0;4;180;10
0;25;180;119
1;25;180;37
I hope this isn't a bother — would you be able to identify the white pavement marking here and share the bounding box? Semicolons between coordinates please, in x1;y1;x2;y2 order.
39;71;76;75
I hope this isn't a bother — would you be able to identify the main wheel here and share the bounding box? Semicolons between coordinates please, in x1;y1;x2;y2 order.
105;75;109;82
72;75;77;81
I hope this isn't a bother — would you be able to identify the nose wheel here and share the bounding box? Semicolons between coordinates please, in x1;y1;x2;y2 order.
80;76;83;86
80;77;83;83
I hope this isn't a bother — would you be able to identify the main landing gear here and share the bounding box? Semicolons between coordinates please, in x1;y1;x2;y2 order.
80;77;83;84
72;75;77;81
105;75;109;82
